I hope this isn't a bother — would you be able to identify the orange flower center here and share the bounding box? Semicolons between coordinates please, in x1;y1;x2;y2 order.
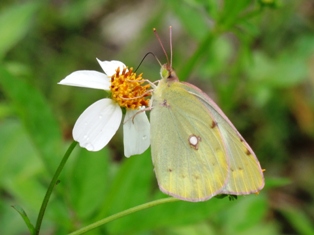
110;67;151;109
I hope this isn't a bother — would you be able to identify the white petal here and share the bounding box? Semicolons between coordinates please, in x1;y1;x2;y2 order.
73;99;122;151
96;58;126;76
123;109;150;157
58;70;111;90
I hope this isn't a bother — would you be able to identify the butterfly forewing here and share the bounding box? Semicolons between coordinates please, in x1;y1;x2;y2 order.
181;82;265;195
151;81;229;201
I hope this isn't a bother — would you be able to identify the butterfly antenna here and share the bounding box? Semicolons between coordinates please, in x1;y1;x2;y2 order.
135;52;161;72
153;28;169;66
153;53;163;67
169;26;173;68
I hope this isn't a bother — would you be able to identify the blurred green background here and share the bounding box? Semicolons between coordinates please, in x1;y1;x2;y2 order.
1;0;314;234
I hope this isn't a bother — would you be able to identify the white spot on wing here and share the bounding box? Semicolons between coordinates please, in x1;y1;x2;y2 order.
188;134;201;150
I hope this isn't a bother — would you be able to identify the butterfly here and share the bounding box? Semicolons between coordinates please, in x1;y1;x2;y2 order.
149;28;264;202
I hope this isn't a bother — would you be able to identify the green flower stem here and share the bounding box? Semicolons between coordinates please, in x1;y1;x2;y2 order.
34;141;78;235
68;197;179;235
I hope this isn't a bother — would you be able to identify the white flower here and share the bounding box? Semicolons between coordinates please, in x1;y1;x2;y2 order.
58;59;150;157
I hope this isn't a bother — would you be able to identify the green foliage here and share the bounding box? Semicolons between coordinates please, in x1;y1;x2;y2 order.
0;0;313;234
0;2;39;59
0;66;62;173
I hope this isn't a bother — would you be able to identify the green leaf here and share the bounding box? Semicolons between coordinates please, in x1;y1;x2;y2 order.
166;0;209;41
0;2;39;59
219;0;252;29
264;177;291;189
12;205;35;234
68;148;110;220
0;119;45;209
279;206;314;235
98;150;154;218
0;66;62;174
216;194;269;234
248;51;308;88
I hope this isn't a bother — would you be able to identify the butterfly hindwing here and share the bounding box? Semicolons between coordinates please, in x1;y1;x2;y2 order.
181;82;265;195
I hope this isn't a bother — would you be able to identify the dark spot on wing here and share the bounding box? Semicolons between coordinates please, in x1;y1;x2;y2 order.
211;121;217;128
245;148;251;155
161;99;170;108
168;168;173;172
193;174;200;180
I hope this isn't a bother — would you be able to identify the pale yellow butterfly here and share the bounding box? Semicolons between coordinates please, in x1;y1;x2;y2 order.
150;27;264;202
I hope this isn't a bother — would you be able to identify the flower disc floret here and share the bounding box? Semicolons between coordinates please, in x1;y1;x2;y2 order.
110;67;150;109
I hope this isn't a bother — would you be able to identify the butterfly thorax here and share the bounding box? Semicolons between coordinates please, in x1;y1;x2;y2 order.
160;64;179;83
153;64;181;106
